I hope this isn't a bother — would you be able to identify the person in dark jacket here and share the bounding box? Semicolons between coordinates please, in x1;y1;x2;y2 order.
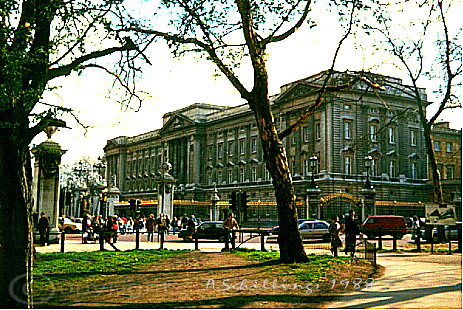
37;212;49;246
146;214;156;242
344;210;360;258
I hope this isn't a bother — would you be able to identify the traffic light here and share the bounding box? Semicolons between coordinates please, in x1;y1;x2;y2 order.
129;199;136;214
136;199;141;214
229;192;237;212
239;191;248;221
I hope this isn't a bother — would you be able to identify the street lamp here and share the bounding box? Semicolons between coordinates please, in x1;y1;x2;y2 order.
211;184;220;221
309;155;318;189
364;155;373;189
93;157;106;185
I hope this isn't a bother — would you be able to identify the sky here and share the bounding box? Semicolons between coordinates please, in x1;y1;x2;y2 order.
33;2;462;167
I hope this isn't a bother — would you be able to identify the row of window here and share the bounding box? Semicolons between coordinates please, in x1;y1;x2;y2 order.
434;141;454;152
343;157;420;179
206;166;269;185
344;121;419;146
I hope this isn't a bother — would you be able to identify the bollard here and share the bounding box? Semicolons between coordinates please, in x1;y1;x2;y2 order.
260;232;266;252
448;225;452;255
377;231;383;251
194;233;199;250
416;229;421;252
99;231;104;251
61;231;65;253
431;228;434;254
160;231;164;250
231;230;236;249
392;234;397;252
135;228;140;250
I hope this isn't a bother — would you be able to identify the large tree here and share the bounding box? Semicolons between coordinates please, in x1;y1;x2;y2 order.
366;0;462;203
121;0;382;263
0;0;145;307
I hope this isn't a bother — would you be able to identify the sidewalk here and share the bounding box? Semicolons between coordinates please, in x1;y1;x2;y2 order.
328;252;462;309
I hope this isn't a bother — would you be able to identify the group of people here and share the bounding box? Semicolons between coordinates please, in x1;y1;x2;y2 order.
329;210;361;257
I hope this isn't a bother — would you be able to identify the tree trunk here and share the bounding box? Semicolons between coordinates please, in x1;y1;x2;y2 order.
0;126;34;308
250;90;308;263
423;123;444;204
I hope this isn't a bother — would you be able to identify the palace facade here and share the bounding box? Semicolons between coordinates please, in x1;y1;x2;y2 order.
104;70;461;223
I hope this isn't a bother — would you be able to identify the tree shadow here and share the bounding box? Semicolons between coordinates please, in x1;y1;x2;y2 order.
330;283;462;309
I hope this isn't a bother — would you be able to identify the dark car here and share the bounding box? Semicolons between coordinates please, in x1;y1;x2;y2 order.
178;221;226;242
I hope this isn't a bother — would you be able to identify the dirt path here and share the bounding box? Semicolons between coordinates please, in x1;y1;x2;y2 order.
42;251;380;308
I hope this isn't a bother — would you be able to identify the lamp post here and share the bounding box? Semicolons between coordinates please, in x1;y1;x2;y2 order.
309;155;318;189
364;155;373;189
211;184;220;221
93;156;106;185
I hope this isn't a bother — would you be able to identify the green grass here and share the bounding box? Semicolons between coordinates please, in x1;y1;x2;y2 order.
230;248;353;283
34;249;189;291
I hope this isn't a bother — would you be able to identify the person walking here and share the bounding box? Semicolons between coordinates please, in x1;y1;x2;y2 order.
146;214;156;242
344;210;360;258
411;215;420;242
329;216;343;256
165;214;171;235
157;213;167;242
82;214;89;244
223;213;239;242
38;212;49;246
171;217;178;235
181;214;189;229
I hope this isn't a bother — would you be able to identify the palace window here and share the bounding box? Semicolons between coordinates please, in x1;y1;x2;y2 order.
446;166;454;179
239;139;245;155
370;124;378;142
434;141;440;151
315;123;321;140
239;168;245;183
389;160;396;177
447;142;452;152
411;129;417;146
344;156;352;175
251;167;257;182
217;170;222;184
344;121;352;139
228;141;234;157
217;143;223;158
389;127;396;144
228;169;233;183
411;162;418;179
251;138;257;153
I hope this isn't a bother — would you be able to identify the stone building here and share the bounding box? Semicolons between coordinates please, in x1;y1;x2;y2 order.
104;70;440;223
428;122;462;218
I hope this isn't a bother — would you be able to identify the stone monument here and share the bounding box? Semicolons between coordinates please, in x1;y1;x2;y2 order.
31;126;67;243
155;160;177;220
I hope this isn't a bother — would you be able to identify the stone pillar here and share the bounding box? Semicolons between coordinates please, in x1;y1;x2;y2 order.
107;186;120;216
155;161;177;220
361;187;376;222
31;128;67;243
306;188;321;219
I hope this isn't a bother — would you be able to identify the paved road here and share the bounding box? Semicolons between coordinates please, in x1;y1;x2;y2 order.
328;253;462;309
36;236;462;309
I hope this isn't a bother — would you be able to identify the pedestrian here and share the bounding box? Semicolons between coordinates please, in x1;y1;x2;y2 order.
111;215;119;243
329;216;343;256
157;213;168;241
171;217;178;235
344;210;360;258
127;217;133;232
187;215;197;238
223;213;239;242
181;214;189;229
82;213;89;244
37;212;49;246
165;214;171;235
411;215;420;242
146;214;156;242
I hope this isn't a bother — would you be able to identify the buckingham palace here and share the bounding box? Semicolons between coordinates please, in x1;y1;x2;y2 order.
103;70;461;224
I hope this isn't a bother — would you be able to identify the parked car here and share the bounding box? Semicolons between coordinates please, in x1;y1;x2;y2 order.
58;218;82;233
361;215;407;239
267;220;330;242
268;219;318;236
178;221;226;242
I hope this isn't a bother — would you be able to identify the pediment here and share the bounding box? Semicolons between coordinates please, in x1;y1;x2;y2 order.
276;82;319;103
161;113;195;132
